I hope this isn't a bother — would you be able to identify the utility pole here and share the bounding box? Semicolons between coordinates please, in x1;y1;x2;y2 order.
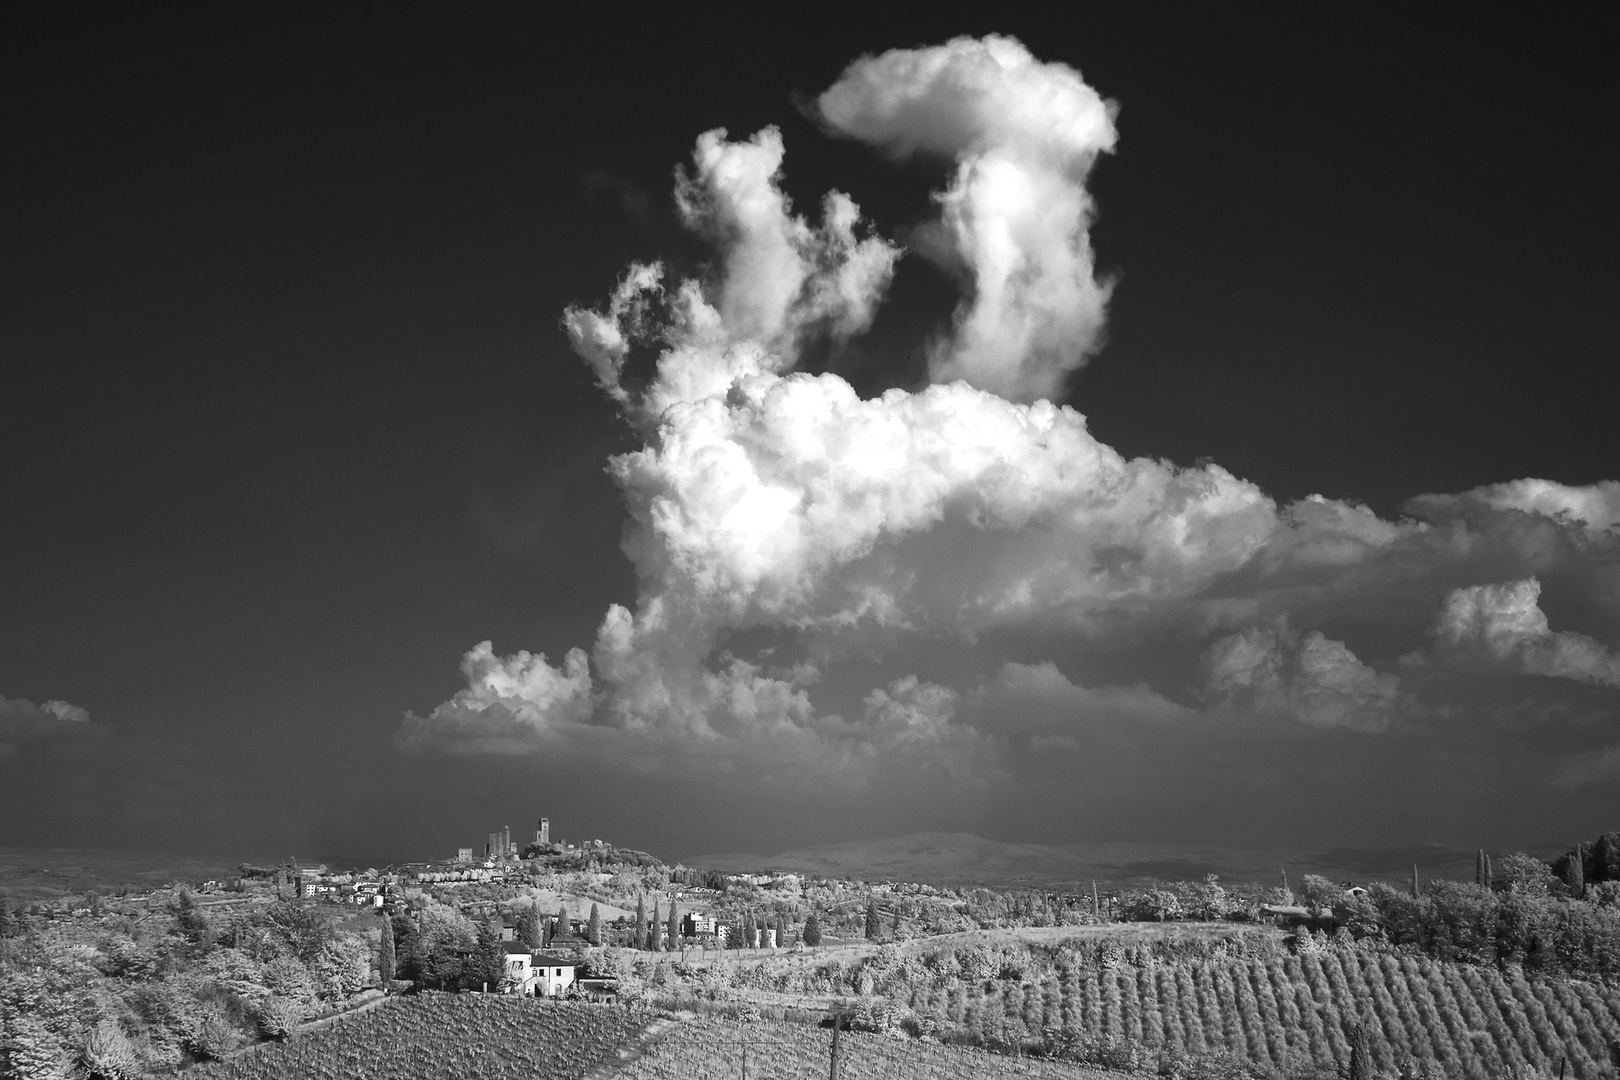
829;1011;843;1080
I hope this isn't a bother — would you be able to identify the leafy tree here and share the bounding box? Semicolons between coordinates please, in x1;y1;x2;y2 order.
255;996;305;1041
587;903;602;946
378;916;395;985
864;900;880;940
1497;852;1559;896
1594;832;1620;883
801;912;821;948
1176;875;1229;921
1298;874;1341;912
1336;889;1382;939
1122;889;1183;922
1591;881;1620;909
471;917;506;991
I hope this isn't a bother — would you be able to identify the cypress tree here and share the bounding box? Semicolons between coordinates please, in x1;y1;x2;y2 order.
864;899;880;940
802;911;821;948
588;902;602;946
517;905;543;951
776;912;787;950
635;894;647;950
667;899;679;950
378;916;396;986
651;899;662;951
1567;843;1587;899
1484;852;1493;890
1476;849;1487;888
556;903;569;941
1411;864;1421;898
743;911;756;948
1348;1024;1372;1080
475;917;505;991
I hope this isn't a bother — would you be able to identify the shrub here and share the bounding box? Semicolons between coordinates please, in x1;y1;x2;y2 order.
82;1019;143;1080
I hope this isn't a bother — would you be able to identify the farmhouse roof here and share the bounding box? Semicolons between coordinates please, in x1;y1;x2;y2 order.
500;942;532;956
530;953;577;967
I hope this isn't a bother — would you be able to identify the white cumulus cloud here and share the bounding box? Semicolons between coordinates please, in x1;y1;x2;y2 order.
408;35;1620;820
1410;479;1620;538
816;35;1117;402
1434;578;1620;686
1205;623;1403;732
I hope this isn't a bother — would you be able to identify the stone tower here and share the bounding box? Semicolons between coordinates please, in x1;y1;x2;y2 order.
538;817;550;845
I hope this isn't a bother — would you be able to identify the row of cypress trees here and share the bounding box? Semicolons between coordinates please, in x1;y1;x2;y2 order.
631;893;680;949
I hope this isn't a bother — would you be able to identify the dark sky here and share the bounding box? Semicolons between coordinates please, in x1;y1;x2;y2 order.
2;8;1617;864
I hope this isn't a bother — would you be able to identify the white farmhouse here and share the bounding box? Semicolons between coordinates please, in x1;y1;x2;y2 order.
531;953;578;998
500;943;535;995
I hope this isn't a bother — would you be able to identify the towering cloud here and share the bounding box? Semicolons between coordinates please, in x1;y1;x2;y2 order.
406;35;1620;840
815;35;1117;402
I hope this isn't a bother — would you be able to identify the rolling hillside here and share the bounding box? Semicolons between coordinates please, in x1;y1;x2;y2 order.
684;832;1488;888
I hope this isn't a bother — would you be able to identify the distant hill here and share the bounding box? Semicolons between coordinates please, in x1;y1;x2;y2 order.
683;831;1490;889
0;846;278;902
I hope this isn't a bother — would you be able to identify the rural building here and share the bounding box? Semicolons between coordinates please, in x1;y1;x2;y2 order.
500;943;535;995
576;976;618;1002
530;953;577;997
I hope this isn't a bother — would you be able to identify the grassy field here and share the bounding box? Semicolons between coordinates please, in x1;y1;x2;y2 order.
613;1015;1124;1080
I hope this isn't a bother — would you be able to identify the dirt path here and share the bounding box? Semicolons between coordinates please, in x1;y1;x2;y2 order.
585;1014;687;1079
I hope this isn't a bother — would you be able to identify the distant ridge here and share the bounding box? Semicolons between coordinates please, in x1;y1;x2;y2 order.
683;831;1483;888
